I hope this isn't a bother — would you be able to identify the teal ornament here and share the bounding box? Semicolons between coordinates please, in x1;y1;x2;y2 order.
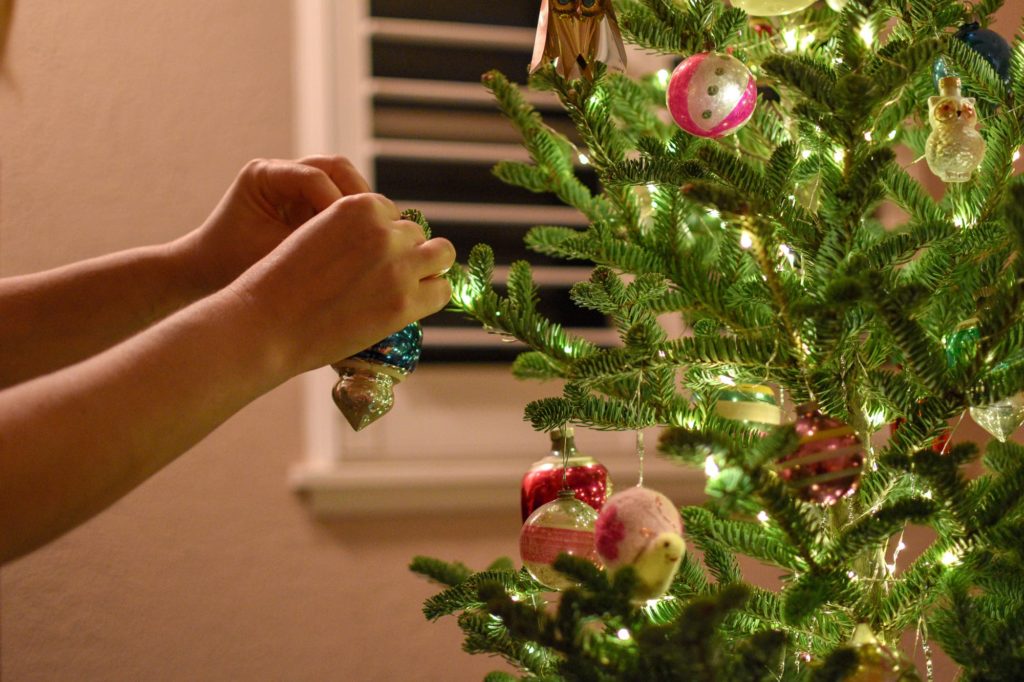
933;23;1012;89
331;322;423;431
943;320;980;369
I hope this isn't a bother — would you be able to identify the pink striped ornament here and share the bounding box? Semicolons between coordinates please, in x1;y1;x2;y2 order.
776;404;863;505
666;52;757;139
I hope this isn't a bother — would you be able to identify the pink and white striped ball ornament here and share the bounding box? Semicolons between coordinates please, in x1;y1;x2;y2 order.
666;52;757;139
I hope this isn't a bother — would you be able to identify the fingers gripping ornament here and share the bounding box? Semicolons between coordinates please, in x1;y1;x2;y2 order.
925;77;986;183
666;52;757;139
530;0;627;81
330;322;422;431
595;486;685;601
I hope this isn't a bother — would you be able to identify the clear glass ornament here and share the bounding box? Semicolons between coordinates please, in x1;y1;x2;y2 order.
519;490;599;591
925;77;986;183
970;393;1024;443
666;52;757;139
731;0;815;16
777;404;863;505
521;428;610;522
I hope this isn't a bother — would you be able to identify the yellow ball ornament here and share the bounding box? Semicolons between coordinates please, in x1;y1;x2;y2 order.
731;0;815;16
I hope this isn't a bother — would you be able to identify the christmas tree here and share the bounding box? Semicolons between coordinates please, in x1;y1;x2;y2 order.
410;1;1024;679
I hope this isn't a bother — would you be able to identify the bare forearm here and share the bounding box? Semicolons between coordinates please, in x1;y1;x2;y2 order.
0;288;290;563
0;237;207;387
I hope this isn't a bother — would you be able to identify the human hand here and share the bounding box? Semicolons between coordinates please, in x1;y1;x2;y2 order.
225;192;455;377
177;156;370;293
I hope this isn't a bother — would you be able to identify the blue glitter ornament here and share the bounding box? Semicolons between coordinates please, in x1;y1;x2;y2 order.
331;322;423;431
933;23;1012;89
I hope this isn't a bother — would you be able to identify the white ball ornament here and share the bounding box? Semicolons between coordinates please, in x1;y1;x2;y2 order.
731;0;815;17
594;486;685;601
666;52;757;139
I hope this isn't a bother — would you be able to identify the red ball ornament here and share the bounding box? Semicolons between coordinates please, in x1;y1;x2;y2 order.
776;404;863;505
521;429;610;521
520;490;600;591
666;52;757;138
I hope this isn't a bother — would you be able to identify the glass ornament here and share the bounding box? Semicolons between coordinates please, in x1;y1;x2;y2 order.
845;624;922;682
777;404;863;505
519;490;599;591
330;322;422;431
934;23;1012;88
970;393;1024;443
529;0;627;81
925;77;986;183
731;0;815;16
666;52;757;139
715;383;782;430
521;428;610;522
595;486;685;600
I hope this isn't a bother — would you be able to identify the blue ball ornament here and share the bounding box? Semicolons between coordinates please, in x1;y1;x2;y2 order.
933;23;1012;89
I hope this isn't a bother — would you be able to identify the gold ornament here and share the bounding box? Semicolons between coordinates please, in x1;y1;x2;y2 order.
530;0;627;81
925;77;986;183
731;0;815;17
846;625;921;682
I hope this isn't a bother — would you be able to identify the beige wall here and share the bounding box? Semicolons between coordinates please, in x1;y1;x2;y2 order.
0;2;515;680
0;2;1022;681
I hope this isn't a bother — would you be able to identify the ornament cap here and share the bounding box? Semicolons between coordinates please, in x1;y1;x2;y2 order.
550;427;577;454
938;76;962;96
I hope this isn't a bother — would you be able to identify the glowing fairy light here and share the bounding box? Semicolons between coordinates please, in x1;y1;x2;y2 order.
953;215;964;228
779;243;796;266
656;68;670;88
617;628;631;641
940;550;961;566
707;208;721;219
718;375;737;386
757;510;770;524
866;409;888;430
801;149;812;159
800;32;816;51
647;183;658;195
847;570;859;581
859;21;875;46
782;29;799;52
923;489;933;499
704;455;721;478
739;231;755;249
578;153;590;165
888;130;898;140
1014;149;1021;162
832;148;846;164
863;131;873;142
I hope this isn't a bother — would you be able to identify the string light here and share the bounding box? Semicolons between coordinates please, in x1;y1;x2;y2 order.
940;550;961;566
739;231;755;249
801;149;812;159
859;21;875;46
578;153;590;165
656;68;670;89
757;510;770;524
704;455;721;478
617;628;632;641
